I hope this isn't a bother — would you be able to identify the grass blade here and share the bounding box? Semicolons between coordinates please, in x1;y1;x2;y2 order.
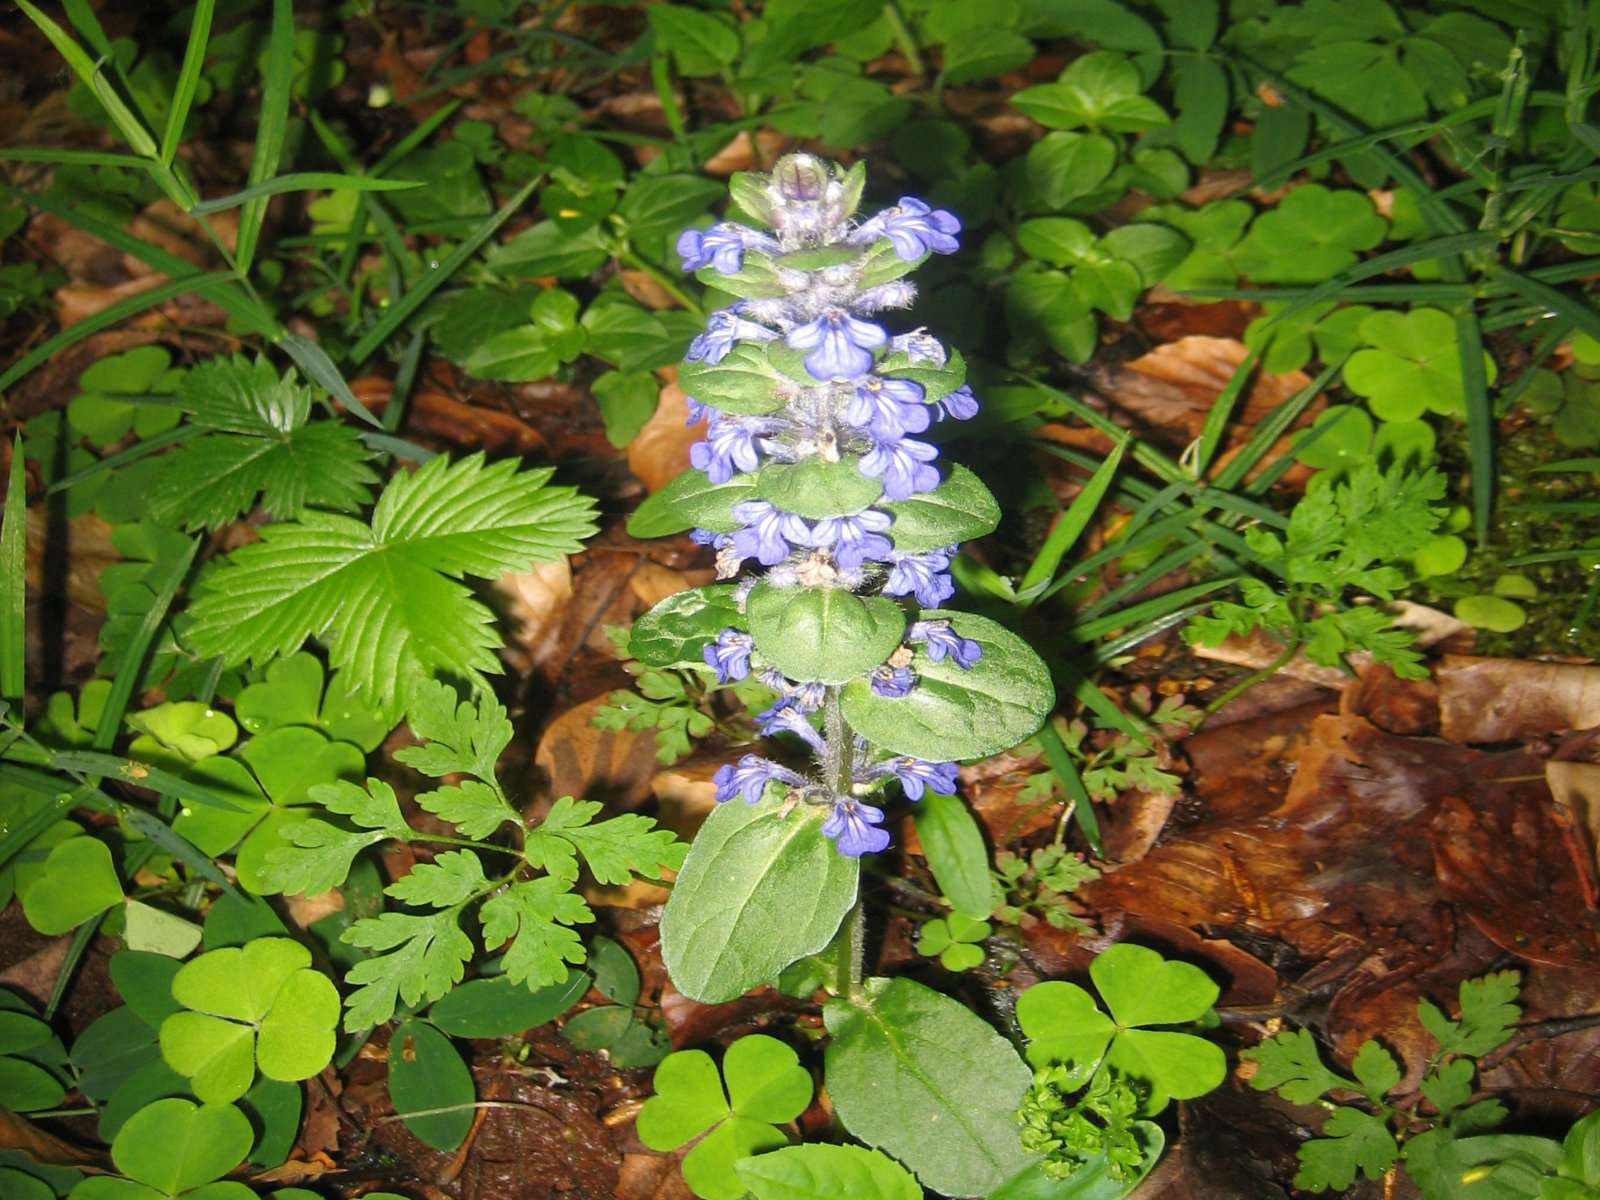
278;333;385;430
1189;349;1256;481
190;171;425;215
1454;308;1494;544
1017;434;1129;604
1;439;24;700
0;147;149;168
237;0;295;273
1070;578;1239;643
1486;265;1600;343
1212;357;1344;491
91;535;198;751
0;271;237;397
1035;720;1100;854
348;175;542;365
162;0;216;164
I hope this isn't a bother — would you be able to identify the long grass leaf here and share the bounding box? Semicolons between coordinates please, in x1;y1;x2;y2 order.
1486;266;1600;342
348;175;543;365
1017;435;1129;603
162;0;217;163
277;333;384;430
0;272;237;397
237;0;295;272
1;439;24;699
91;535;198;751
190;171;425;215
1070;578;1239;643
1212;357;1344;491
1035;721;1099;854
1087;603;1216;668
1454;309;1494;544
0;147;148;168
1190;349;1256;480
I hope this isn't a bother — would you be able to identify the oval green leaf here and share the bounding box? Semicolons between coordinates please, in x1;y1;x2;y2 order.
880;466;1001;554
628;469;757;538
746;584;905;685
755;459;882;519
735;1143;922;1200
256;969;338;1082
841;611;1054;761
823;977;1034;1197
678;343;788;415
19;836;122;935
629;585;743;667
427;970;588;1039
388;1019;475;1152
661;797;859;1004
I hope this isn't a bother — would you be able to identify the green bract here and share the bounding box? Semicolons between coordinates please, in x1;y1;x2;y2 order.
159;937;338;1103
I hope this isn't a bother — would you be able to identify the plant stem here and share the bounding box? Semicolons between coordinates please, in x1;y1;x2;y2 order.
820;688;868;998
835;894;866;1001
1199;637;1302;724
882;1;925;77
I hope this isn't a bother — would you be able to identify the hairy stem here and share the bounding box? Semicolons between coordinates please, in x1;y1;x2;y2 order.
824;686;867;998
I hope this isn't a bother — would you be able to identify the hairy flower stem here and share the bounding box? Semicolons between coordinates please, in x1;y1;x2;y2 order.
822;687;868;998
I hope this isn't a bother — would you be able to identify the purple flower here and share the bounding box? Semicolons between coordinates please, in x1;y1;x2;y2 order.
889;331;947;364
860;436;940;500
850;197;961;261
883;549;955;608
691;414;772;483
936;384;979;421
810;510;893;570
822;797;890;857
869;756;959;801
845;376;931;439
713;754;805;805
686;304;780;364
704;628;754;682
761;704;825;752
869;664;915;697
755;679;825;730
685;397;714;425
677;223;780;274
730;500;810;566
909;620;982;669
785;309;887;380
689;527;729;549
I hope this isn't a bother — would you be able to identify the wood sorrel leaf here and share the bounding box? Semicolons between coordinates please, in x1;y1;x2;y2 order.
661;796;858;1004
746;584;906;685
824;976;1034;1197
840;611;1053;760
755;459;882;519
880;465;1001;553
629;584;744;667
678;343;789;415
627;469;757;538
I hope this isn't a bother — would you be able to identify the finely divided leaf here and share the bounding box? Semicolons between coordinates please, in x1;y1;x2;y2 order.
417;781;516;839
340;910;474;1031
1419;970;1521;1059
385;850;487;908
479;876;593;990
186;454;598;704
558;813;686;884
259;778;409;896
1294;1107;1399;1193
148;356;378;529
1350;1040;1400;1105
1243;1029;1357;1104
395;678;514;782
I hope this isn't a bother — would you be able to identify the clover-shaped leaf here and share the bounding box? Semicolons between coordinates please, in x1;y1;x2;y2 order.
159;938;338;1103
1343;307;1498;421
66;347;184;448
233;652;392;752
1016;943;1225;1113
1522;365;1600;449
915;911;991;972
127;702;239;767
1012;52;1169;133
67;1096;253;1200
171;726;365;893
1233;185;1387;285
636;1034;812;1200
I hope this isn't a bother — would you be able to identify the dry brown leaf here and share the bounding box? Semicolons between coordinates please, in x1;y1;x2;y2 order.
619;270;682;311
628;378;706;493
1438;656;1600;743
533;695;661;813
1546;760;1600;907
648;761;722;839
496;557;573;661
0;1109;108;1170
27;509;118;610
283;887;345;928
703;128;787;175
54;275;169;328
348;375;548;455
628;562;704;609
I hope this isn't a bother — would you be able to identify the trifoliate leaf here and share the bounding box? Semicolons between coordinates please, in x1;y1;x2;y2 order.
340;910;474;1031
1233;184;1387;284
1242;1029;1357;1105
384;851;487;908
1294;1106;1399;1192
479;876;593;990
185;454;598;705
394;678;513;783
416;781;517;840
146;355;378;530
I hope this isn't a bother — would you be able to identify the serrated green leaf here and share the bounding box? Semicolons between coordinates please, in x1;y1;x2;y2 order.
395;679;512;783
479;876;593;990
755;459;882;519
416;781;516;839
629;584;743;667
556;812;686;885
1242;1028;1357;1105
385;850;487;907
1350;1039;1400;1104
1294;1106;1399;1192
1419;970;1521;1059
628;468;758;539
678;344;787;416
340;909;474;1030
185;454;598;705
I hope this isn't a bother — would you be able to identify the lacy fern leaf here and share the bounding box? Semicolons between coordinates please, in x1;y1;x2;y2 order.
147;355;379;529
185;453;599;705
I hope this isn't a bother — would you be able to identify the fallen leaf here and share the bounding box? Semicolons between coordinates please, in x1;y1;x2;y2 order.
1546;760;1600;908
496;557;574;659
534;695;662;814
627;377;706;493
620;270;682;311
703;128;786;175
284;887;345;928
628;561;706;609
1438;656;1600;743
